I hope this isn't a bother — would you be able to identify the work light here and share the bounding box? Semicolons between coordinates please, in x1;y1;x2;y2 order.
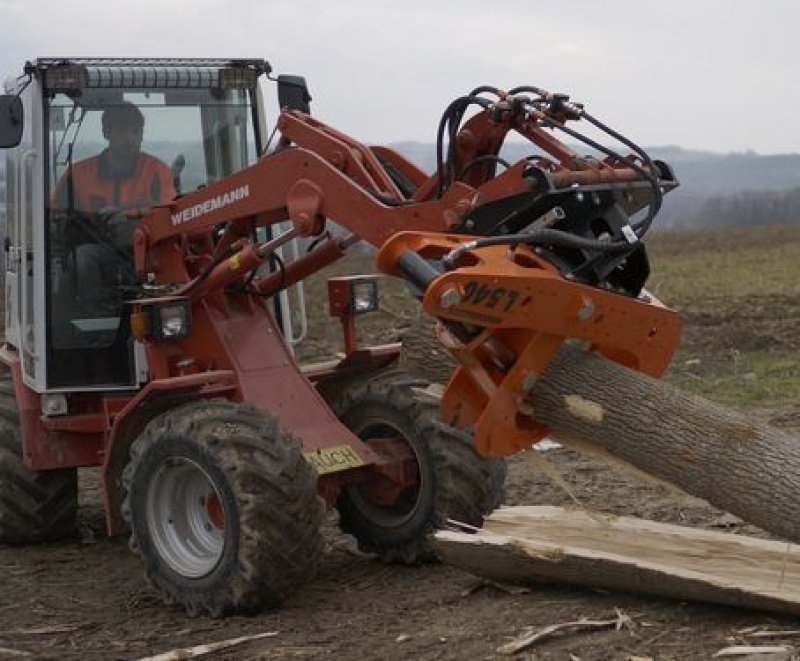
130;298;192;341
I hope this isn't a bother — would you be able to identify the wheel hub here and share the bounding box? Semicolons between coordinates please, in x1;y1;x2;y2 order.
146;457;226;578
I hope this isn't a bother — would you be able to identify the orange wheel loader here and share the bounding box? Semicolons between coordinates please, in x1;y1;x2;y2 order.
0;58;678;616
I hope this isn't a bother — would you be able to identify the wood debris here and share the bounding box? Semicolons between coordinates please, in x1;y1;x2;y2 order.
497;610;633;655
713;645;793;659
8;624;79;635
435;505;800;616
135;631;278;661
461;579;532;597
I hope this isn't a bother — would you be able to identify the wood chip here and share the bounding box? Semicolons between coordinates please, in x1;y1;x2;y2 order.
713;645;793;658
10;625;79;635
461;579;532;596
135;631;278;661
497;612;633;655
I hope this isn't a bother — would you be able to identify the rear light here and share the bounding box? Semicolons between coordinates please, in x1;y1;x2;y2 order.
328;276;380;317
327;276;380;356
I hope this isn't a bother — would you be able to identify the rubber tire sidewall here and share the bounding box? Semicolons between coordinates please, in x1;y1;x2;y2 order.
334;370;505;563
127;434;242;606
339;398;439;553
124;399;324;616
0;379;78;544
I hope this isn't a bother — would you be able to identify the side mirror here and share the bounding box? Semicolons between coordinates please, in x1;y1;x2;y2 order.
277;75;312;115
0;95;23;148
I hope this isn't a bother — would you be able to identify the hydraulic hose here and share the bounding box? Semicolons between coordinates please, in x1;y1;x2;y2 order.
434;85;665;242
442;229;631;271
534;107;662;240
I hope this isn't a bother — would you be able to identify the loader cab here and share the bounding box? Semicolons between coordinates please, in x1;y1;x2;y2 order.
1;58;271;392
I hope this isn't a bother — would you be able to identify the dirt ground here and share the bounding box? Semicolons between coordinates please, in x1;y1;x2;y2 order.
2;228;800;660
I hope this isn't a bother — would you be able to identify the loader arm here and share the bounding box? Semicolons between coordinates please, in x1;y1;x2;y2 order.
134;85;681;458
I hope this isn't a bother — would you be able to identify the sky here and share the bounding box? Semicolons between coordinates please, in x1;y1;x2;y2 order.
1;0;798;154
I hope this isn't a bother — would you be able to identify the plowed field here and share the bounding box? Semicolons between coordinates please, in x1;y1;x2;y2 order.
1;225;799;660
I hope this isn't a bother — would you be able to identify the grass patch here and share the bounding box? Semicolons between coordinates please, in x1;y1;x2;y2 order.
665;349;800;408
647;225;800;303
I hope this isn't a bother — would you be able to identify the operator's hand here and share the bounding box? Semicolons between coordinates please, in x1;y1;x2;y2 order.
101;206;141;250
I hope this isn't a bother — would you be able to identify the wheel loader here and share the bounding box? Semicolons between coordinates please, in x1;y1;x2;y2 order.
0;58;680;616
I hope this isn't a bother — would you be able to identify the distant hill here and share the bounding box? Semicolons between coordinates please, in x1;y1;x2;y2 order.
3;144;800;231
387;142;800;230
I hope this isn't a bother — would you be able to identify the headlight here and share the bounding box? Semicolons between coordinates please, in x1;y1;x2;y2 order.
131;297;192;341
157;302;191;339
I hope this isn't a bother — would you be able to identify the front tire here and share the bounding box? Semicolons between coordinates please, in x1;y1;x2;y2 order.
331;370;505;563
0;378;78;544
123;399;324;616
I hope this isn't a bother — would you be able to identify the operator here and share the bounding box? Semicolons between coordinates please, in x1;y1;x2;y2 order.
52;101;176;315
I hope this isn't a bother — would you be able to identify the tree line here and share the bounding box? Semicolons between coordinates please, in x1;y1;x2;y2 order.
685;188;800;229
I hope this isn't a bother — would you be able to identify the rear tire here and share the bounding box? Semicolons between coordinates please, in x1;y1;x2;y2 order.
0;378;78;544
331;369;505;563
123;399;324;616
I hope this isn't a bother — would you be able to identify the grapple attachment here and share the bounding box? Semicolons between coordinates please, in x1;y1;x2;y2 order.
379;232;680;457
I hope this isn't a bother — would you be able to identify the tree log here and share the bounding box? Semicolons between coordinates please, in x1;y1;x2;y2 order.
402;317;800;542
400;313;458;384
527;342;800;543
434;506;800;616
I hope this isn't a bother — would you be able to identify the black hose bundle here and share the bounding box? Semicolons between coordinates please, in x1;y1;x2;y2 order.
434;85;664;261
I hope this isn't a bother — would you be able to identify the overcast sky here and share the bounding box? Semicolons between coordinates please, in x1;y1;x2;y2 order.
1;0;797;154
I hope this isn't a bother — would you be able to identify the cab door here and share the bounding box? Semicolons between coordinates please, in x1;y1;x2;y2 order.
2;77;47;391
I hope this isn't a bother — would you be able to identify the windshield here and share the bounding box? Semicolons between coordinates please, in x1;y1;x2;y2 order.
44;86;258;386
48;88;257;200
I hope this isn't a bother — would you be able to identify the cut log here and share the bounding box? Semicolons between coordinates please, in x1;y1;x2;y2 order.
527;343;800;543
401;318;800;543
434;506;800;616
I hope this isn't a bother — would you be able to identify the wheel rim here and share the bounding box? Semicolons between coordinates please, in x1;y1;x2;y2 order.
350;421;422;528
146;457;226;578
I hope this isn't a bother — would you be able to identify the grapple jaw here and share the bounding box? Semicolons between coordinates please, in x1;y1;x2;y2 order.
378;232;681;458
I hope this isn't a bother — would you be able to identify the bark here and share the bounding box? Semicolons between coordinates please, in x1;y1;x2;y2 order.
528;342;800;543
434;506;800;616
400;314;457;385
401;317;800;543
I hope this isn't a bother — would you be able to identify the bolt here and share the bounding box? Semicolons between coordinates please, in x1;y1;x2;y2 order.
521;372;538;392
516;396;536;418
577;299;594;322
439;287;461;308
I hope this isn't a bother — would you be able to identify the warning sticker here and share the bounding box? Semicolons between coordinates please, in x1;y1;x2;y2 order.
304;444;366;475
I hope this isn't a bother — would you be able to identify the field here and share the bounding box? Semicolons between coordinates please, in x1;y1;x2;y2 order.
1;225;799;659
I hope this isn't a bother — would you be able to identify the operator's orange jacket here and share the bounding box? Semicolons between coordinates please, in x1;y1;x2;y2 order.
53;150;176;214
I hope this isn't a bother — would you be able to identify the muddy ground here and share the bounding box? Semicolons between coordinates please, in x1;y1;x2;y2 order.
1;227;800;660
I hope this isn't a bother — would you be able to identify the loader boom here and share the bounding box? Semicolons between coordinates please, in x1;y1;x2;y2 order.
133;85;681;458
